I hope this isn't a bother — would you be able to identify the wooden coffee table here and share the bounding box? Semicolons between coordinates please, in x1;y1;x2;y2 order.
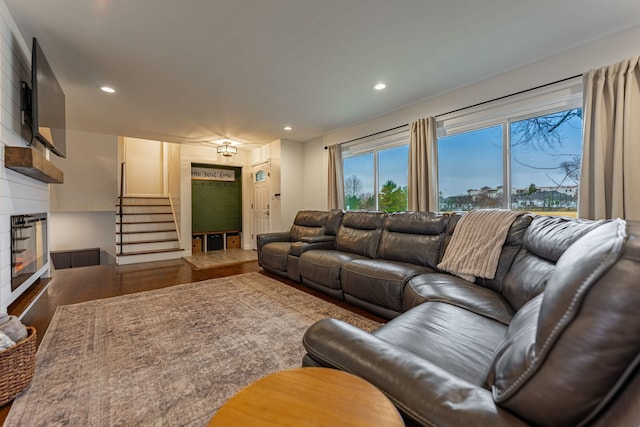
208;367;404;427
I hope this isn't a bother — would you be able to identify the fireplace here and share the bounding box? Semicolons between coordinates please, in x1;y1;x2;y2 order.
11;213;48;291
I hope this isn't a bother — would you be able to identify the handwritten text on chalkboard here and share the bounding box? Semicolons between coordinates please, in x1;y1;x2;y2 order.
191;167;236;181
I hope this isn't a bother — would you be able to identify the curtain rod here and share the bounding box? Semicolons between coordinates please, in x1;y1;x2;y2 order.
435;73;583;119
324;124;409;149
325;73;583;149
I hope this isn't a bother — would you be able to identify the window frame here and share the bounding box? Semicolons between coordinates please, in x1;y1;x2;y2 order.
436;78;583;210
341;126;410;211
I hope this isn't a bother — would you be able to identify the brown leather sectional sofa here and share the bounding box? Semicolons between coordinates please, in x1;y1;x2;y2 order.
257;209;640;427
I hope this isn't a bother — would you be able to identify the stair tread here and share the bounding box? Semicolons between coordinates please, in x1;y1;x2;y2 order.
117;229;176;235
117;220;175;224
117;205;171;208
121;196;170;199
118;238;179;245
118;248;184;256
118;212;173;215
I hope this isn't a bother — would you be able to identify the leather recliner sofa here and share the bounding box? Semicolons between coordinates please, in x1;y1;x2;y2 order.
258;210;640;426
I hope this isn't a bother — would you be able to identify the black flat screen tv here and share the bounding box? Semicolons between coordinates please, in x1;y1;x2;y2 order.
23;37;66;158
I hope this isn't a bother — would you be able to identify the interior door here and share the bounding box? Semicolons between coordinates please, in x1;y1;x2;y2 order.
252;161;271;249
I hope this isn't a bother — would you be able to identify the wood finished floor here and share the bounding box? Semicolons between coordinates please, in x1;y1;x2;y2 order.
1;255;384;422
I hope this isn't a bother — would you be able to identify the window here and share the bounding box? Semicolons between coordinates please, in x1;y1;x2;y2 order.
437;78;582;217
510;110;582;215
438;125;503;211
342;128;409;212
344;153;375;210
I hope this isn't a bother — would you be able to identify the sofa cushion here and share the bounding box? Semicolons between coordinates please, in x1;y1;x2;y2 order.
501;216;604;310
335;211;386;258
490;219;640;427
373;302;508;386
404;273;514;325
260;241;292;272
377;211;449;268
299;249;368;292
341;259;433;316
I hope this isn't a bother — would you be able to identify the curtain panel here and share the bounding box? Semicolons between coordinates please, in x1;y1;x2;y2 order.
579;56;640;220
408;117;437;212
327;144;345;209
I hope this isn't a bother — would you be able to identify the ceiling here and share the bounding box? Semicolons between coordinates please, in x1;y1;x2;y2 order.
5;0;640;149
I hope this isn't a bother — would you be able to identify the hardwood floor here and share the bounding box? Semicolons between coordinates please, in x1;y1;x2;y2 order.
1;255;384;422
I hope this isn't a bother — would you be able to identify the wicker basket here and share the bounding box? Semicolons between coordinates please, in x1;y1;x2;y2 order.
0;326;36;406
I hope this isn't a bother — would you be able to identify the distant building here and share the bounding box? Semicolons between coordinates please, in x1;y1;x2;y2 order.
441;184;578;211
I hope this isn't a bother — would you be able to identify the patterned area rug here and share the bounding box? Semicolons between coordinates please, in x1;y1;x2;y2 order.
183;249;258;269
5;273;380;426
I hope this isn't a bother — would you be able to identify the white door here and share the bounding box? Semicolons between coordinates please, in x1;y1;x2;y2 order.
252;161;271;249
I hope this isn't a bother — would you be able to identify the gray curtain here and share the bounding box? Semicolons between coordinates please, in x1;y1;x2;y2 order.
408;117;437;212
327;144;345;209
579;56;640;220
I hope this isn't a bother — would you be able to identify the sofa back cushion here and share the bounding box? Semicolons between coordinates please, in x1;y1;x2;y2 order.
488;219;640;427
377;211;449;268
501;216;603;310
325;209;344;236
290;210;328;241
335;211;386;258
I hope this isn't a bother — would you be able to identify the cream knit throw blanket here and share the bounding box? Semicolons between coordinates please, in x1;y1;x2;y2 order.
438;209;522;282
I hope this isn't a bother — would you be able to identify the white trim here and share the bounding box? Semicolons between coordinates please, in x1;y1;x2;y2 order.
341;125;409;158
437;77;582;137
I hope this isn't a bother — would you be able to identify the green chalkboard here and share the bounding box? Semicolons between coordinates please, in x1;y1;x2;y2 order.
191;164;242;232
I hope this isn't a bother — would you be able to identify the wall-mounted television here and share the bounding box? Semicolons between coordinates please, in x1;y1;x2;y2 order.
21;37;66;158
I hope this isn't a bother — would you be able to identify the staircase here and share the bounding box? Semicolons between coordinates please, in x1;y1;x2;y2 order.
116;196;185;265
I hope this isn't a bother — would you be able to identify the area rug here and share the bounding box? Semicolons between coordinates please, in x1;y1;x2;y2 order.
183;248;258;269
5;273;381;426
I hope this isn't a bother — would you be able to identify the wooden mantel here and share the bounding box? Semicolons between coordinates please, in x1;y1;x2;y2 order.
4;146;64;184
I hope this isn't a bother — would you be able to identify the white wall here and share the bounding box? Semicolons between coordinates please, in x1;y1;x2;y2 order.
166;142;181;242
280;139;304;229
124;137;165;196
302;137;327;210
49;212;116;265
302;26;640;210
0;2;50;311
47;129;118;263
50;129;118;211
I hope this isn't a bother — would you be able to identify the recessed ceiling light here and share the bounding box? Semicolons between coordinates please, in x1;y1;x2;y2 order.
373;82;387;91
284;126;292;131
100;86;116;93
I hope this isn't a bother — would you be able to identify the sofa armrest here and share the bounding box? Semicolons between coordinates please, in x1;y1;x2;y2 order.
300;235;336;243
303;318;527;427
257;231;291;251
290;237;336;257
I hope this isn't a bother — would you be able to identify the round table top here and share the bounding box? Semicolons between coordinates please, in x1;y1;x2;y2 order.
208;367;404;427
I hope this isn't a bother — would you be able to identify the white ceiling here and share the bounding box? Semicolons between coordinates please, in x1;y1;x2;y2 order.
5;0;640;148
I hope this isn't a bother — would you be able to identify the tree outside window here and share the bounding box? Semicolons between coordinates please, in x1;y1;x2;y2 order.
343;145;408;212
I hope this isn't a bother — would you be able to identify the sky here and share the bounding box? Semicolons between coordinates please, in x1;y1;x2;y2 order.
439;113;582;197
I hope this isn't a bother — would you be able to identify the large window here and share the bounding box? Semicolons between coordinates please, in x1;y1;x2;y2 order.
437;79;583;217
343;131;409;212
